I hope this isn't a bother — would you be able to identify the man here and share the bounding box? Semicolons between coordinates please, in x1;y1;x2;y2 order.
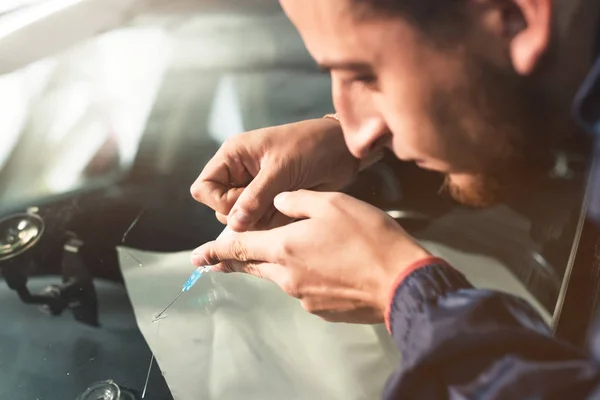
190;0;600;398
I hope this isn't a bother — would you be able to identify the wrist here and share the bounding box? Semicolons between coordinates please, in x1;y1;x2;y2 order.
382;255;452;333
376;245;430;315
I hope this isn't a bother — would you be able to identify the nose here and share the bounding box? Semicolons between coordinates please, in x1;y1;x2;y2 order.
345;118;390;159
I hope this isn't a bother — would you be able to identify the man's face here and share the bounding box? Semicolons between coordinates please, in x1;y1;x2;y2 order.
280;0;557;207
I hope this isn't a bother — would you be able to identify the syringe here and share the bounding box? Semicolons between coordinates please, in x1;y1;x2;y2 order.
153;226;233;321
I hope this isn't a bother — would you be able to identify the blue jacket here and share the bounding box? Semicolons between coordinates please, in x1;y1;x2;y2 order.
384;261;600;399
383;27;600;400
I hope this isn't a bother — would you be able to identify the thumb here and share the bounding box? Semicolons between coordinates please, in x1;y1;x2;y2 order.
228;166;286;232
190;230;277;267
273;189;329;219
191;231;288;286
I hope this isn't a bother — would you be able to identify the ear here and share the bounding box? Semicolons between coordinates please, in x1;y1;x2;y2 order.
505;0;553;75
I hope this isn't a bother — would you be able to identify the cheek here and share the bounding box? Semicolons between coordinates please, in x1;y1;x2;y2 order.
378;80;445;161
384;104;481;172
379;75;483;172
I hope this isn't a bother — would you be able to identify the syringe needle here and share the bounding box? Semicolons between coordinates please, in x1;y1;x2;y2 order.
153;291;184;322
152;227;233;323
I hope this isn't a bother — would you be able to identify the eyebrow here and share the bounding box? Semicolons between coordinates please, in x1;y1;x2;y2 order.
317;61;372;73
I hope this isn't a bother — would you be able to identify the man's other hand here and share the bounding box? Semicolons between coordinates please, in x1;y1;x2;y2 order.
191;190;431;324
190;119;359;232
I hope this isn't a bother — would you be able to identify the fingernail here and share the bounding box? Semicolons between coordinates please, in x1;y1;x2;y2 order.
190;248;205;265
191;256;207;266
230;210;251;227
274;192;289;207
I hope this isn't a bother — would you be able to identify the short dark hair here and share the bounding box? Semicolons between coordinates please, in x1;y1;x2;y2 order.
351;0;465;37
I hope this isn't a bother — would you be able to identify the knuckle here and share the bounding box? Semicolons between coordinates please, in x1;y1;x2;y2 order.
380;213;398;230
275;240;292;263
325;192;346;208
221;135;249;156
239;191;261;214
300;300;313;313
204;247;222;266
320;313;340;323
220;260;236;273
244;262;263;278
300;300;320;315
221;137;236;151
231;239;250;262
281;280;300;299
215;212;228;225
267;155;287;172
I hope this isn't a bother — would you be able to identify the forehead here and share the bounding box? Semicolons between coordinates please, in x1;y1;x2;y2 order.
279;0;416;66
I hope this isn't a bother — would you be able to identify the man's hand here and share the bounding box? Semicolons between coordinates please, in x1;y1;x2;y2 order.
191;190;431;324
191;119;361;232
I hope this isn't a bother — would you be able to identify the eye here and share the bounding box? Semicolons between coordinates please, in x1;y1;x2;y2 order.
353;74;379;90
355;74;375;82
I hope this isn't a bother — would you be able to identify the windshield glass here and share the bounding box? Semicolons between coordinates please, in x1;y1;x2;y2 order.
0;5;590;400
0;28;162;205
0;12;327;209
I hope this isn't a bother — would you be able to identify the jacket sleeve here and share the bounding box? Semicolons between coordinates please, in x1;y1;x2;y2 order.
383;257;600;400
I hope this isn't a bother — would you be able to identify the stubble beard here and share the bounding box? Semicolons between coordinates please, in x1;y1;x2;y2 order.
436;55;558;208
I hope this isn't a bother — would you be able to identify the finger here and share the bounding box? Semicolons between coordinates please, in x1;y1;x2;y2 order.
256;210;294;231
212;260;277;280
249;206;293;231
190;154;252;215
191;179;246;216
211;259;247;273
251;206;277;230
190;230;279;267
215;211;228;225
213;261;291;292
273;189;340;220
228;166;289;232
300;300;382;324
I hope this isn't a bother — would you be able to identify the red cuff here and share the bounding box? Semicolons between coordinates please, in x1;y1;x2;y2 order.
384;256;452;334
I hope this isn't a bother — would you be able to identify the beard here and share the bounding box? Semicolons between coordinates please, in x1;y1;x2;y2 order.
433;52;560;208
440;173;505;208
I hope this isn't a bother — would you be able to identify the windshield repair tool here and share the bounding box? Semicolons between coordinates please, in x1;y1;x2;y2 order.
153;226;232;322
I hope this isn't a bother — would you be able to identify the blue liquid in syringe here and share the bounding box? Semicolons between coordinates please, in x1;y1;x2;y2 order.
182;266;211;292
